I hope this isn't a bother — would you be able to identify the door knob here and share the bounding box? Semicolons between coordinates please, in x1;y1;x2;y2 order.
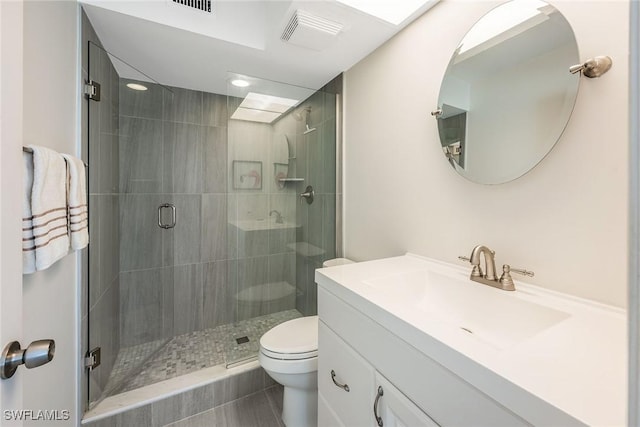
0;339;55;379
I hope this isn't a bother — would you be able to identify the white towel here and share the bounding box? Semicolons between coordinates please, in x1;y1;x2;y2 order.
22;152;36;274
61;153;88;250
28;145;70;271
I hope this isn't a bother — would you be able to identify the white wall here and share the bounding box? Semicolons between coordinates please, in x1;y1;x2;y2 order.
343;0;629;307
22;2;80;425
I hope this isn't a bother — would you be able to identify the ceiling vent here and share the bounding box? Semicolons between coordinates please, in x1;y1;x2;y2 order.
281;10;343;51
172;0;212;13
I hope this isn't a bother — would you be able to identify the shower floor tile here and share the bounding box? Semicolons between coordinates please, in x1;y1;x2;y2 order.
102;310;301;397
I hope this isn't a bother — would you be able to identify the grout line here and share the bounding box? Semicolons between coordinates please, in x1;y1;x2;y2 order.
264;385;284;424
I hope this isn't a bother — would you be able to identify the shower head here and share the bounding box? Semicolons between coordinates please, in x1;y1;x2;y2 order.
304;124;317;134
293;106;312;122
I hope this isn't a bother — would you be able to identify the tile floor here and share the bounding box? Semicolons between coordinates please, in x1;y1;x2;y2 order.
167;385;284;427
102;310;301;397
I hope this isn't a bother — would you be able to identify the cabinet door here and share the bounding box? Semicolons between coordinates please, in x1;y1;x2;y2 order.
318;321;375;427
318;393;345;427
375;373;439;427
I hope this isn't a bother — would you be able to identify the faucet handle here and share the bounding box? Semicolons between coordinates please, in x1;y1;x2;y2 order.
508;266;535;277
459;255;483;277
499;264;534;291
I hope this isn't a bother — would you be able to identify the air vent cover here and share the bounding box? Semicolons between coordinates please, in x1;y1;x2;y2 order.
172;0;211;13
281;10;343;51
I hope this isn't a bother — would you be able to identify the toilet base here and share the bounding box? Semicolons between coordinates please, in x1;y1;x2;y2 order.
282;386;318;427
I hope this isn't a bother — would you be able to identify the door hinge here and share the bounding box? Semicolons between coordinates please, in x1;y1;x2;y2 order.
84;80;101;101
85;347;101;371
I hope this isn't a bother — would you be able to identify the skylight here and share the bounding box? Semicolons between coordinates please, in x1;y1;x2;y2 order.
335;0;432;25
230;92;300;124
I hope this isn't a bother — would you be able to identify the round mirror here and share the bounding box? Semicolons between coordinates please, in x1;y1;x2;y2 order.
435;0;579;184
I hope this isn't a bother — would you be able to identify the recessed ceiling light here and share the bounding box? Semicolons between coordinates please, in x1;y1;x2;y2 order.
231;79;250;88
336;0;433;25
126;83;148;91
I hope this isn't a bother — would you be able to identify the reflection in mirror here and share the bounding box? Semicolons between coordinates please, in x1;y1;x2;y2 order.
274;135;290;189
435;0;579;184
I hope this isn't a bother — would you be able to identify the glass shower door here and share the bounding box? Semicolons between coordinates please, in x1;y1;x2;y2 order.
293;88;337;317
87;43;339;404
87;41;175;405
224;75;337;366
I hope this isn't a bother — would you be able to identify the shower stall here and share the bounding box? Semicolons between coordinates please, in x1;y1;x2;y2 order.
86;41;339;407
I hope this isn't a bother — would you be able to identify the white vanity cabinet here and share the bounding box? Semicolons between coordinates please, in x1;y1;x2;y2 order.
317;286;534;427
316;254;626;425
318;320;438;427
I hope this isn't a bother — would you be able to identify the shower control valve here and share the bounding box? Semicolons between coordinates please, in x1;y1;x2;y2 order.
300;185;314;205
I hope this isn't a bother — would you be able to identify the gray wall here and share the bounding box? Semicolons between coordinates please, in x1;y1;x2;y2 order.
82;9;121;406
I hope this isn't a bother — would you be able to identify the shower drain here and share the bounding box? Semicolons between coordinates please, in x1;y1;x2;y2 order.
235;336;250;345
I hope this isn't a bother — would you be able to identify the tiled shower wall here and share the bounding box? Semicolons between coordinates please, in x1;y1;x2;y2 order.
118;83;230;347
272;89;338;316
82;10;121;407
117;80;339;348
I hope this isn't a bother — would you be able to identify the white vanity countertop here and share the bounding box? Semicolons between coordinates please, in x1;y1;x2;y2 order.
315;253;626;426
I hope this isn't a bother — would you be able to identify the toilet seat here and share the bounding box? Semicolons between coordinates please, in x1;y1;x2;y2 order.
260;316;318;361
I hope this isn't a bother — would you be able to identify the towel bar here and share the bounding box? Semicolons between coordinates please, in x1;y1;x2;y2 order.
23;147;88;168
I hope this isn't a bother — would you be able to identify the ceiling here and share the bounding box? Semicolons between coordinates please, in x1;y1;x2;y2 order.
81;0;439;95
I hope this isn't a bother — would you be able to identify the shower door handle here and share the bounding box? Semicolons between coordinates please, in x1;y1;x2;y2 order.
158;203;176;229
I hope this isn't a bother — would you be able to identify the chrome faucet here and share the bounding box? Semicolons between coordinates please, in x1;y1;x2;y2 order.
269;210;284;224
459;245;534;291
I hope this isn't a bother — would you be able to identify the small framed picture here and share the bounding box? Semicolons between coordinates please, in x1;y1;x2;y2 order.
274;163;289;190
232;160;262;190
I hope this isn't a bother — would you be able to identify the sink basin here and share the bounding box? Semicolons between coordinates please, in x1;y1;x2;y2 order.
363;268;570;350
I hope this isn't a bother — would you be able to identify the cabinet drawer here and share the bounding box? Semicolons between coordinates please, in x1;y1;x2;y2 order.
318;321;375;427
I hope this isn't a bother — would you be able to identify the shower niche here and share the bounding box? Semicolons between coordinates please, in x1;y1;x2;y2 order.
86;40;338;408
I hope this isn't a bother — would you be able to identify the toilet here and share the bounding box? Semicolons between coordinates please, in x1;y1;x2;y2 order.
259;258;354;427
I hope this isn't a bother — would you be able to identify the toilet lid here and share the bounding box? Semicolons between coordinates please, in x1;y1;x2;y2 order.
260;316;318;360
